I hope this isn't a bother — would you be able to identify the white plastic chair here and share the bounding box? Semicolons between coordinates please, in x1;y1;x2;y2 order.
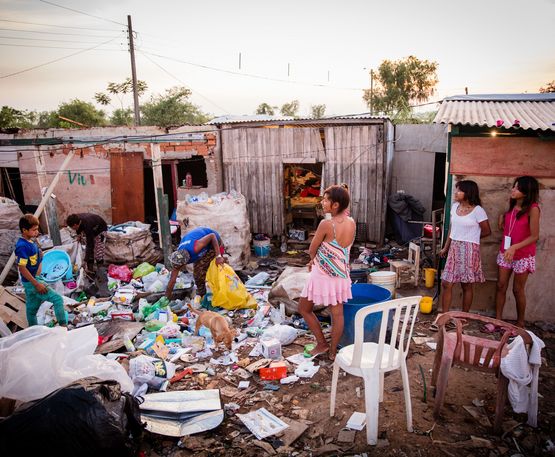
330;296;421;445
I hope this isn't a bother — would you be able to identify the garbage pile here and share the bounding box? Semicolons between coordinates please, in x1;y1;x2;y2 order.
1;248;335;453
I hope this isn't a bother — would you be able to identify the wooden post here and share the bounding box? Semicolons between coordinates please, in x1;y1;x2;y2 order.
33;148;61;246
0;149;76;285
151;144;172;267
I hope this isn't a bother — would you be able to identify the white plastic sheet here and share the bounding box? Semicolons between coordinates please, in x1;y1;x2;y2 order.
0;325;133;402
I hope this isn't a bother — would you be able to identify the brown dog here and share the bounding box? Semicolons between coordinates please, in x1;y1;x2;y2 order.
188;304;234;350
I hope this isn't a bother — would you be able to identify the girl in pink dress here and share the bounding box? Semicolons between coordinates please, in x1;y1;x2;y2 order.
496;176;540;327
299;185;356;360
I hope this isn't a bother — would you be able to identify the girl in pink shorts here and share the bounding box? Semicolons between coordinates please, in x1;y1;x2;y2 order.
496;176;541;327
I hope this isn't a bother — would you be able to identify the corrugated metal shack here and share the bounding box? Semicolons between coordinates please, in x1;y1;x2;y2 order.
212;115;394;243
434;93;555;322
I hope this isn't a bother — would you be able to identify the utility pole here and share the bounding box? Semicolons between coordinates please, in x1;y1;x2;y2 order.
370;69;374;116
127;15;140;126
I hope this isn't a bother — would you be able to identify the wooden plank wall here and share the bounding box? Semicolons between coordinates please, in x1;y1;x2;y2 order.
323;125;385;241
222;127;325;235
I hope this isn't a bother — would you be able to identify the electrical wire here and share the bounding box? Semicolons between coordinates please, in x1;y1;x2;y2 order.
0;43;125;50
139;50;364;92
0;18;121;32
0;37;119;79
0;26;122;38
0;35;122;44
39;0;126;27
138;50;230;115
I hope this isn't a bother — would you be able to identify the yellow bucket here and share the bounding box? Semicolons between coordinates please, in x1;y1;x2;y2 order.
424;268;437;288
420;296;433;314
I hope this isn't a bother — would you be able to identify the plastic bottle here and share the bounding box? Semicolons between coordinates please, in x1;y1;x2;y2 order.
123;333;136;352
198;326;214;346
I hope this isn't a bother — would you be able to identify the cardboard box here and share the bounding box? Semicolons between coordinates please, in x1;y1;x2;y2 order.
261;338;282;359
259;362;287;380
289;229;308;241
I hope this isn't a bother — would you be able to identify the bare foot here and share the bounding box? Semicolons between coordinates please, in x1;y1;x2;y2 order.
328;348;337;361
310;343;329;357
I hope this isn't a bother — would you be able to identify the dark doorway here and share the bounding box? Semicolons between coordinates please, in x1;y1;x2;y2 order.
432;153;447;211
1;167;25;209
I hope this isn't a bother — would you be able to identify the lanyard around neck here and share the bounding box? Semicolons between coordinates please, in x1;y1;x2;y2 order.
507;208;518;236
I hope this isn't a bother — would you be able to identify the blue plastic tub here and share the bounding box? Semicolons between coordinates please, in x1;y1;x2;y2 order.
40;249;73;283
339;283;392;347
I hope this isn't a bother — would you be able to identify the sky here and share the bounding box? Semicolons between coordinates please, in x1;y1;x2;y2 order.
1;0;554;119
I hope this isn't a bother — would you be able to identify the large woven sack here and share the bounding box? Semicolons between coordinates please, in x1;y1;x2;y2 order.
0;229;19;281
104;223;162;267
176;192;251;269
0;198;23;230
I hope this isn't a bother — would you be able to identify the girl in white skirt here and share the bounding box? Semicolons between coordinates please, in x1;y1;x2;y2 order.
440;180;491;313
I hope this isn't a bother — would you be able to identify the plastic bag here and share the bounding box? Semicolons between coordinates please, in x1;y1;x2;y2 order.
0;379;144;457
129;355;176;390
261;324;299;346
0;326;133;402
108;264;133;282
133;262;155;279
205;260;257;310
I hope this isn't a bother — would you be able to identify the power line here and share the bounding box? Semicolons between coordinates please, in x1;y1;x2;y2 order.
139;50;364;92
0;26;122;38
138;50;230;115
0;42;124;51
0;35;122;44
39;0;127;27
0;37;118;79
0;18;121;32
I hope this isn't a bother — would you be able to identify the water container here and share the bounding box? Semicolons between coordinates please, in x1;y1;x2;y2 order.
339;283;392;347
253;239;271;258
369;271;397;298
40;250;72;283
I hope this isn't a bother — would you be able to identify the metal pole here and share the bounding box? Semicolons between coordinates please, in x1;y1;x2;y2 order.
370;69;374;116
127;15;140;126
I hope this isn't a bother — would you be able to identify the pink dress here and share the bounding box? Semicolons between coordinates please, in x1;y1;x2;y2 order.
301;222;353;306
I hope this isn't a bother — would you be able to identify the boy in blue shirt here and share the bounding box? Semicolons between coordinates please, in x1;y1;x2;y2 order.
15;214;67;327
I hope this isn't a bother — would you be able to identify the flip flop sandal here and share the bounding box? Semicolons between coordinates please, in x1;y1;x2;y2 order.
429;323;439;332
481;323;498;334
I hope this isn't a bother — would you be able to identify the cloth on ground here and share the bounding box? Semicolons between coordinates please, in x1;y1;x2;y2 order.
500;330;545;427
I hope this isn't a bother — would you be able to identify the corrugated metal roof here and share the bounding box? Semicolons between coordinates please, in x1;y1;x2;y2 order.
208;113;388;125
434;94;555;131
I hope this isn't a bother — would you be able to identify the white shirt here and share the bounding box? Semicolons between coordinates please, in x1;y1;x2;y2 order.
449;202;488;244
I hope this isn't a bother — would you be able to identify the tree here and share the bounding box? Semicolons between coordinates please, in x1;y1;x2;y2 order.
141;86;210;127
110;108;134;126
310;104;326;119
539;80;555;93
363;56;438;117
95;78;148;110
0;106;34;129
280;99;299;117
255;102;277;115
55;99;106;127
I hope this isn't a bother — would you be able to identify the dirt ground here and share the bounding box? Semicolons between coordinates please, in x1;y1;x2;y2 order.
142;279;555;457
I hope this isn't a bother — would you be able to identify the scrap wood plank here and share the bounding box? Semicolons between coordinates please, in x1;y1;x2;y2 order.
0;286;28;328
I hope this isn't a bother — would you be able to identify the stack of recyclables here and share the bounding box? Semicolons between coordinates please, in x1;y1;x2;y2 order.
40;250;73;283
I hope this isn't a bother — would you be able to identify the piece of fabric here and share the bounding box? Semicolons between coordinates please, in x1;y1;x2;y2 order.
301;265;352;306
193;249;216;296
315;220;352;279
500;330;545;427
441;239;485;283
23;280;66;326
177;227;222;264
388;193;426;222
75;213;108;262
15;237;41;282
93;232;106;263
496;253;536;274
499;204;540;260
448;203;488;244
